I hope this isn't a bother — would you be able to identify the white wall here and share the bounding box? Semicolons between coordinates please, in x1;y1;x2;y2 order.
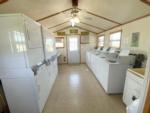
80;33;97;63
54;27;97;64
99;16;150;53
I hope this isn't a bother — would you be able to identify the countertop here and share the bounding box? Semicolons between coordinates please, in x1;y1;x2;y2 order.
128;68;145;78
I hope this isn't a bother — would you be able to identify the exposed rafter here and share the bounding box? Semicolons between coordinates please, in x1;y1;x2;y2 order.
48;21;69;29
72;0;78;7
98;24;120;34
53;26;71;33
98;13;150;34
76;26;98;34
48;20;105;32
0;0;8;4
140;0;150;6
80;22;105;31
78;8;122;25
36;7;121;26
36;8;72;22
53;25;98;34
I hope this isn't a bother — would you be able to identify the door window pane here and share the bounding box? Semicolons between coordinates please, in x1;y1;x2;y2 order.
69;38;78;51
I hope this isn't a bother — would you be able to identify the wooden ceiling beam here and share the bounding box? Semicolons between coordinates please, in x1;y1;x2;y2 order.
48;20;105;31
72;0;78;7
140;0;150;6
53;26;71;33
75;26;98;34
36;8;72;22
98;25;120;34
48;20;105;33
98;13;150;34
78;8;121;25
53;25;98;34
0;0;8;4
80;21;106;30
48;21;69;29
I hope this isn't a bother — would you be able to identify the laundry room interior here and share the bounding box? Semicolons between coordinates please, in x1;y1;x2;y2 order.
0;0;150;113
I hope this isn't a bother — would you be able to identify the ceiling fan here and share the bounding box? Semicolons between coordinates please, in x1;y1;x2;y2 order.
69;0;80;26
61;0;92;27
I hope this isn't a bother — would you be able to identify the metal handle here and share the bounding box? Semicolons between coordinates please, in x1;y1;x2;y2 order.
32;61;45;76
44;59;51;66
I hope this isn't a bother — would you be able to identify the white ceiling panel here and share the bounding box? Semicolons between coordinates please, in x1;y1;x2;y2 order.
78;0;150;23
78;23;103;33
39;13;70;28
0;0;71;20
49;22;70;32
79;12;118;29
0;0;149;33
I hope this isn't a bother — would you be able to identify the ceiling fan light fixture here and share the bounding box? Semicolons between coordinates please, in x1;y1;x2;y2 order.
74;17;80;23
70;18;75;27
70;17;80;27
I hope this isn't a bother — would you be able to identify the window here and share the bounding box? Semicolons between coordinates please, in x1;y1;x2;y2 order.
55;37;64;48
45;38;54;52
110;31;122;48
98;35;105;47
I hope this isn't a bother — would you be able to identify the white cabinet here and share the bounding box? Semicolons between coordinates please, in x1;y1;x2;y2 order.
123;70;144;106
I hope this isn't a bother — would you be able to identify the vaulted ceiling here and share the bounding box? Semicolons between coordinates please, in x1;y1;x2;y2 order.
0;0;150;34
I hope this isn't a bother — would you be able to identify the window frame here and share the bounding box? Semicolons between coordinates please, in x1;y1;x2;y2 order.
109;30;122;48
55;37;65;48
97;35;105;47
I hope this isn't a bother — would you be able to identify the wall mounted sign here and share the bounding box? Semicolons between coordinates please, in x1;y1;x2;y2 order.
69;29;78;34
81;31;89;35
131;32;140;47
80;35;89;44
57;32;66;36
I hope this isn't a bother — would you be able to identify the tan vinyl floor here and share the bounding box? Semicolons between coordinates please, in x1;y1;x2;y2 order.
43;64;126;113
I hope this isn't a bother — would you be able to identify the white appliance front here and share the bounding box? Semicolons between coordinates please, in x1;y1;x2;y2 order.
41;27;56;60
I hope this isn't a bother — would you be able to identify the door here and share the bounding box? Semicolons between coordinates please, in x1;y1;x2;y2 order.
67;35;80;64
